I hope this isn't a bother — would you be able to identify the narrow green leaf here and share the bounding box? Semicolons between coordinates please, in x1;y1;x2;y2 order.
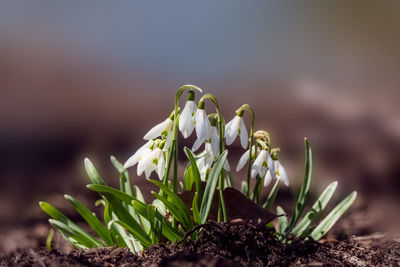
150;180;193;230
132;200;182;242
102;199;128;247
152;192;192;230
200;150;228;224
64;195;113;245
87;184;137;204
192;192;201;225
292;181;338;237
84;158;106;185
107;220;152;248
184;147;203;202
40;201;102;247
310;191;357;241
241;181;248;195
183;164;194;191
49;219;99;248
276;206;288;234
225;171;234;188
263;179;281;209
284;138;312;237
46;229;54;251
133;185;151;234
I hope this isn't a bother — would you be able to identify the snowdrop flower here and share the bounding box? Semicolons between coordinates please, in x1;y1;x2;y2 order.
251;150;275;179
137;141;166;180
124;140;154;169
179;90;197;139
143;116;174;141
192;118;219;156
236;145;258;172
265;160;289;186
225;111;248;149
196;143;214;181
194;100;211;143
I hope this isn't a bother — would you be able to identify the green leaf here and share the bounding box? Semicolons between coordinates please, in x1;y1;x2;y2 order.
87;184;137;204
241;181;248;195
102;198;128;247
310;191;357;241
133;185;151;234
292;181;338;237
184;147;203;203
49;219;99;248
46;229;54;251
183;164;194;191
192;192;201;225
225;171;234;188
84;158;106;185
40;201;102;247
263;179;281;210
199;150;228;224
64;195;113;245
283;138;312;238
150;180;193;230
132;200;182;242
107;220;151;248
276;206;288;235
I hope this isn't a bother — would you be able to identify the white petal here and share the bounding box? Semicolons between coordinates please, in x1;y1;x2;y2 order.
276;161;289;186
264;170;272;187
124;141;152;168
251;150;266;178
239;119;248;149
163;130;173;151
143;118;173;140
225;116;240;145
195;110;211;141
267;154;275;178
179;101;196;139
236;149;250;172
137;151;152;176
210;127;219;157
157;154;166;180
224;159;231;171
192;138;204;152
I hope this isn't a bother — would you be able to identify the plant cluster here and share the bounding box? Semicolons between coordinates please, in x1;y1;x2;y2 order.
40;85;357;253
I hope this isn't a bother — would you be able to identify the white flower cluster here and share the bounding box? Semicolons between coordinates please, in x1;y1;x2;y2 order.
124;90;289;187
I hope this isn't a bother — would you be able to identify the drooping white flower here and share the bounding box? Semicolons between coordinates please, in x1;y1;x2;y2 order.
225;115;248;149
192;124;219;155
194;107;211;143
179;100;197;139
265;160;289;186
124;140;154;169
196;143;214;181
137;147;165;180
251;150;275;179
236;145;258;172
144;117;174;140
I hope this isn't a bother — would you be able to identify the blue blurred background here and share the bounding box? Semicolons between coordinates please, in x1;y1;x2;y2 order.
0;1;399;249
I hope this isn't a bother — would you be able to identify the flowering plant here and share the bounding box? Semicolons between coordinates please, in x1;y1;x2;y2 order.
40;85;356;253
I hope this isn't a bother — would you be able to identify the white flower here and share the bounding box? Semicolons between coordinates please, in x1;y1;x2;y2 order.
137;147;165;180
179;100;197;138
196;143;214;181
192;125;219;156
143;118;174;140
225;115;248;149
236;145;260;172
124;140;153;169
194;108;211;143
265;160;289;186
251;150;275;179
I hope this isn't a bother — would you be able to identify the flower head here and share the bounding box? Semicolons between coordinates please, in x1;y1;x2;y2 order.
251;150;274;179
265;160;289;186
225;113;248;149
143;117;174;141
124;140;154;169
194;101;211;142
179;91;197;139
236;145;258;172
136;142;166;180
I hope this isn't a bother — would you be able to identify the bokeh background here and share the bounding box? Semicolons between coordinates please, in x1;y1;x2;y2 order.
1;1;399;250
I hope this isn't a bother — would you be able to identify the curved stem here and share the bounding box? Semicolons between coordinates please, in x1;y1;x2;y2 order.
236;104;255;198
168;85;203;193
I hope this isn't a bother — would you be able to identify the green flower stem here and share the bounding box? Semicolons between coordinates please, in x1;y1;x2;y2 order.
199;94;227;222
236;104;255;198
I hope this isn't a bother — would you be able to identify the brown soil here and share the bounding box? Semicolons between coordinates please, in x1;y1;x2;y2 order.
2;222;400;266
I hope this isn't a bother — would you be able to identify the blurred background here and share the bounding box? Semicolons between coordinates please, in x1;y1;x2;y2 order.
1;1;399;250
